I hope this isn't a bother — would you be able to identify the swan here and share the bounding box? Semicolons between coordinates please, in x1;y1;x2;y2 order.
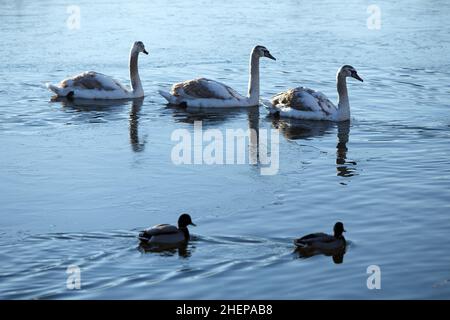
294;222;347;251
46;41;148;99
269;65;363;121
138;214;196;245
159;45;276;108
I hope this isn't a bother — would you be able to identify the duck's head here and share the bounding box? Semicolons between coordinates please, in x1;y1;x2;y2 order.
338;65;363;82
253;45;276;61
333;222;346;237
132;41;149;55
178;213;196;229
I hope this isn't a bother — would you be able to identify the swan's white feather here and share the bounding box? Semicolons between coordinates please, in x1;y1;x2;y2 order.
160;78;253;108
173;78;244;100
47;71;132;99
270;87;339;121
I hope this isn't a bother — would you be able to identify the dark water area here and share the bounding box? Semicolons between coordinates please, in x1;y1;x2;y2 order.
0;0;449;299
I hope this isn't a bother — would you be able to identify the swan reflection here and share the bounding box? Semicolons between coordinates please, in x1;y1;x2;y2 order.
50;97;146;153
336;121;357;178
271;118;357;178
129;98;146;152
166;104;254;126
271;118;335;140
51;96;132;112
166;105;271;172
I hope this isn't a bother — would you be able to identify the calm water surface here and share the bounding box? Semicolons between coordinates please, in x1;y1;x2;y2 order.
0;0;450;299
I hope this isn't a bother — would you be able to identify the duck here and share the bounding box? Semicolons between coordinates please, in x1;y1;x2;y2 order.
138;213;196;245
269;65;363;121
46;41;148;99
159;45;276;108
294;222;347;251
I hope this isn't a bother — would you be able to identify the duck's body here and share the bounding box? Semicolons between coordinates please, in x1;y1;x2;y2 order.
269;65;363;122
139;214;196;245
139;224;188;244
294;222;347;251
159;45;275;108
47;41;148;100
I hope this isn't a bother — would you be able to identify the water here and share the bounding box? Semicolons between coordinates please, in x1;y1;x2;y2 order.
1;0;450;299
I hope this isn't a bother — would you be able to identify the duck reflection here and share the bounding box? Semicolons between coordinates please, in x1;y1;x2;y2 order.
138;242;193;258
294;246;346;264
50;97;146;153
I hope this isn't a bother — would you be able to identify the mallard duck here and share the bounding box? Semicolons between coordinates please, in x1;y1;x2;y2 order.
138;213;196;245
294;222;346;250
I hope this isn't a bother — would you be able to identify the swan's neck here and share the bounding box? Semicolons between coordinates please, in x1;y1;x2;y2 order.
247;52;260;104
337;74;350;121
129;50;143;97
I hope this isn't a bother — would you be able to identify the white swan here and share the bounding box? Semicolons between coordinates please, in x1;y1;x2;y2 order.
159;45;276;108
46;41;148;99
269;65;363;121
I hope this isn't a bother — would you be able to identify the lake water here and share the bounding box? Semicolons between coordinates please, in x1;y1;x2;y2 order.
1;0;450;299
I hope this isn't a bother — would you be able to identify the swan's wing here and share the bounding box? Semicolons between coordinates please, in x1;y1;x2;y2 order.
271;88;312;111
310;90;336;115
171;78;243;100
60;71;128;92
272;87;336;115
140;224;179;237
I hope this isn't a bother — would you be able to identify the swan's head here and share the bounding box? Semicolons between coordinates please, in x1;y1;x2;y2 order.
178;213;196;229
338;65;363;82
253;45;276;60
132;41;148;55
333;222;346;237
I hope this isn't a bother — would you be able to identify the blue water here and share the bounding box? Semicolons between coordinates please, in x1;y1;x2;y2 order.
0;0;450;299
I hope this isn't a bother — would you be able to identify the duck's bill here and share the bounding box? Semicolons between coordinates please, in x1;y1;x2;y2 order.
143;49;149;55
352;73;363;82
265;52;276;60
190;222;197;227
